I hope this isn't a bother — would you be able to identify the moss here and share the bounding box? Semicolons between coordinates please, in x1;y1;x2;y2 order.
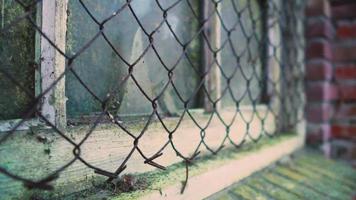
262;171;323;200
283;164;352;199
0;130;55;199
293;159;356;189
297;153;356;181
207;149;356;200
231;185;268;200
209;193;233;200
0;0;36;120
244;176;300;200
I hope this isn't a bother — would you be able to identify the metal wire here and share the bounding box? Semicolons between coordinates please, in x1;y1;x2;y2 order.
0;0;306;195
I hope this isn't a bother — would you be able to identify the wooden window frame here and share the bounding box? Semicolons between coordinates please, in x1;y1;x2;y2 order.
0;1;306;197
0;0;290;133
0;0;68;132
0;0;305;155
31;0;296;160
0;2;44;132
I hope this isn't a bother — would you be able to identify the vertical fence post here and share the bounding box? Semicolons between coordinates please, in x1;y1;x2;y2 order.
40;0;68;130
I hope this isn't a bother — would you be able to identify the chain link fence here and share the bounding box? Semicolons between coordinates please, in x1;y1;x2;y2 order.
0;0;305;198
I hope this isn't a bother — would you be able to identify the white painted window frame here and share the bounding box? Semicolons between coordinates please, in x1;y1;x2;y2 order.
0;0;67;132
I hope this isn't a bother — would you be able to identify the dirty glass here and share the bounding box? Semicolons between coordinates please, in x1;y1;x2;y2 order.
219;0;263;107
0;0;36;120
66;0;201;119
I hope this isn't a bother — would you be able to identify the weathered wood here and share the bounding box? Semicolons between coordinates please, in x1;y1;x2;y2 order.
0;1;306;199
203;1;222;112
142;132;304;200
0;106;275;198
206;149;356;200
40;0;67;130
0;118;42;132
264;0;283;132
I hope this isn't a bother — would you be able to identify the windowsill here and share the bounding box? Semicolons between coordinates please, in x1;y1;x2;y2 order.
76;131;305;200
0;105;293;199
0;118;46;132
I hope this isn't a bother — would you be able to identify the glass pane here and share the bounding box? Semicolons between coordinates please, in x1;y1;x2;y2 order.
66;0;201;119
0;0;36;120
220;0;263;107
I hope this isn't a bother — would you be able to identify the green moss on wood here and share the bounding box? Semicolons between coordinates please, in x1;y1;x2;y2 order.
0;0;36;120
62;133;297;200
283;164;352;199
208;150;356;200
245;176;300;200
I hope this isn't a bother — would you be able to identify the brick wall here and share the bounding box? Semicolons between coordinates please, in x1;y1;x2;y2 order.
306;0;356;164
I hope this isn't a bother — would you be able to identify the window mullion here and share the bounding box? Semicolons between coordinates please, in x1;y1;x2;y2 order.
40;0;68;131
202;1;222;113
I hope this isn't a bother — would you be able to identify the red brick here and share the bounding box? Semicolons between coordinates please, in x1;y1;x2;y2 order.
306;60;333;81
306;82;338;101
307;103;334;123
333;45;356;61
306;40;333;60
306;0;331;17
336;22;356;39
331;124;356;139
307;18;334;39
337;84;356;101
334;104;356;120
335;64;356;80
332;3;356;19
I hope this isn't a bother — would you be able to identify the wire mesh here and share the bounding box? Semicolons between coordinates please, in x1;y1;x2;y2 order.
0;0;306;196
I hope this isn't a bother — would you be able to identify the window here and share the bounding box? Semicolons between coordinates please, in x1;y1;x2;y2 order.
66;0;202;119
220;0;263;107
0;0;295;136
64;0;271;125
0;0;305;198
0;0;282;132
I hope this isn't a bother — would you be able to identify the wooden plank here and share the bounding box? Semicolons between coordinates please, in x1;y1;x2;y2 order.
208;150;356;200
0;106;276;198
0;118;43;132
